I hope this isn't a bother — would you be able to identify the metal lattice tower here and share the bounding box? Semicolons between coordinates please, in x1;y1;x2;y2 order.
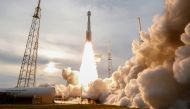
17;0;41;88
108;43;113;77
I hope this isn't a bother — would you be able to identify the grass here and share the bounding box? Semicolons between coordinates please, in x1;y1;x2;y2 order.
0;104;143;109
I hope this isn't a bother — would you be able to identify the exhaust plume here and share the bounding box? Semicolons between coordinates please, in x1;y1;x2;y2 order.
79;42;98;89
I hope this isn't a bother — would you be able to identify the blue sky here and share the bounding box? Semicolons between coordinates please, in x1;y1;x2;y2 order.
0;0;164;88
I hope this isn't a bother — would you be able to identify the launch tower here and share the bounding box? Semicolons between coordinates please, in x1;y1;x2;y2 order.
17;0;41;87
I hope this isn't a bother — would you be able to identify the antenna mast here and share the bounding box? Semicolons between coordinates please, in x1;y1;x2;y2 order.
17;0;41;87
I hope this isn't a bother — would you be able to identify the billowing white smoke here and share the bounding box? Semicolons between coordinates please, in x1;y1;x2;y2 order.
62;67;79;85
41;0;190;108
85;79;107;100
173;23;190;84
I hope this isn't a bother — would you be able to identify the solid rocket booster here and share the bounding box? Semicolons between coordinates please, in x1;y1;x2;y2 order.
86;11;91;42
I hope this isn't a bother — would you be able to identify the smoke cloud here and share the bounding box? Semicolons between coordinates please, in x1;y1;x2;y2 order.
62;67;79;85
173;23;190;84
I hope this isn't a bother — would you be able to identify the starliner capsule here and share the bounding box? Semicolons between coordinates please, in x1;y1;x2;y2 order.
86;11;92;42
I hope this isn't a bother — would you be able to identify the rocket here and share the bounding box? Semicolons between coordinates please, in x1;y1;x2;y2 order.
86;11;92;42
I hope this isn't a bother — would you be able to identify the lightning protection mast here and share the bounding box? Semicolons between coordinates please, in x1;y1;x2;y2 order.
108;43;113;77
137;17;143;42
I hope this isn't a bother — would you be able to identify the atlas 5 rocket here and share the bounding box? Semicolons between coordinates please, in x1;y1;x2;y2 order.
86;11;91;42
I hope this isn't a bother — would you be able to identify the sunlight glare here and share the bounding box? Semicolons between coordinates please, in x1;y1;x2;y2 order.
44;62;60;74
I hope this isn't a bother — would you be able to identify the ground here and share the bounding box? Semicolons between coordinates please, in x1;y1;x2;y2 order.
0;104;145;109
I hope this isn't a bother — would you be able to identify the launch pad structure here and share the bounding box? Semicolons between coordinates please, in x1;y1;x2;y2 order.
17;0;41;88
